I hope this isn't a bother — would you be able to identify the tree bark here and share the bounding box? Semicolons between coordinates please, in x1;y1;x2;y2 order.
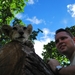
0;41;56;75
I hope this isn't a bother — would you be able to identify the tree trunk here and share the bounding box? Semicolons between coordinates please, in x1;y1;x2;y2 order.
0;41;56;75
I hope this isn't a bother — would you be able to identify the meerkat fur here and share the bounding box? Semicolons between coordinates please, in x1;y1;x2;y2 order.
2;24;32;43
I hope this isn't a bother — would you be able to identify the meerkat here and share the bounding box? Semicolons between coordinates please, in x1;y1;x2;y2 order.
2;24;34;49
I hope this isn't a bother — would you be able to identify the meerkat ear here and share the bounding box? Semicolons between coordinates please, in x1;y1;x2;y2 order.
27;24;33;35
2;25;12;36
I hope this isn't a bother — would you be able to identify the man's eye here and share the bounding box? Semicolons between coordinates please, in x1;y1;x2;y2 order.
61;37;66;40
13;27;17;30
55;37;67;44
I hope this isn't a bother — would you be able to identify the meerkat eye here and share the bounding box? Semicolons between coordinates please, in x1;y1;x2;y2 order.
23;27;27;30
13;27;17;30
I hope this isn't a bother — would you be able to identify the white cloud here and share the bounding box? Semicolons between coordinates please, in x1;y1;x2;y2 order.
62;19;67;24
67;4;75;18
43;28;50;35
34;28;55;58
15;13;23;19
34;39;49;59
28;0;34;4
15;13;27;19
28;0;38;5
15;14;46;25
26;16;44;24
41;28;55;40
61;19;68;25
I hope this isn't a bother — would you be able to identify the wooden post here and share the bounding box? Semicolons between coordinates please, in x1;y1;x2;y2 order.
0;41;56;75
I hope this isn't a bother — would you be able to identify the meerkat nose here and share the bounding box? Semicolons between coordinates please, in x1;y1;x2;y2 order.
19;31;24;35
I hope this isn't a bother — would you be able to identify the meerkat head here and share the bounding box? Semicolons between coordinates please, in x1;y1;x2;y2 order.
2;24;33;43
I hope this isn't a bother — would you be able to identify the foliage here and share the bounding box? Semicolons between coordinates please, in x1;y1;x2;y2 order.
66;25;75;36
29;28;43;41
0;0;28;47
0;0;43;47
42;25;75;66
0;0;28;25
12;18;26;26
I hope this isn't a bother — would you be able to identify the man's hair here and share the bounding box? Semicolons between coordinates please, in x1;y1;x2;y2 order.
55;28;74;38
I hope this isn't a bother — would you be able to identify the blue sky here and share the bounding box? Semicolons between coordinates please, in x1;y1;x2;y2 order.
16;0;75;58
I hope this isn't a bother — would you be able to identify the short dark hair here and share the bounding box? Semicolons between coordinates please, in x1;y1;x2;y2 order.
55;28;74;38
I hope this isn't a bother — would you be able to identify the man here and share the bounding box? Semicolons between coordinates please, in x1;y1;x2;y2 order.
47;28;75;75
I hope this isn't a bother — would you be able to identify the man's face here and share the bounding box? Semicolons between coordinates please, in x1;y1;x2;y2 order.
55;31;75;55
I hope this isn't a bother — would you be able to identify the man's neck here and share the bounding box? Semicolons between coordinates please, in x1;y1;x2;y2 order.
69;51;75;62
65;51;74;61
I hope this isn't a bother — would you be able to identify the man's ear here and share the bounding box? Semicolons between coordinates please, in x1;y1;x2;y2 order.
73;37;75;43
2;25;12;36
26;24;33;35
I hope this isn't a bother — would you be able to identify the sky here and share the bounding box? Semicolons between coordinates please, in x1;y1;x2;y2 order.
16;0;75;58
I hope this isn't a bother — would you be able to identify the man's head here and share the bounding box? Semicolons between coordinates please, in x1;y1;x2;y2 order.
55;28;74;38
2;24;33;43
55;28;75;58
